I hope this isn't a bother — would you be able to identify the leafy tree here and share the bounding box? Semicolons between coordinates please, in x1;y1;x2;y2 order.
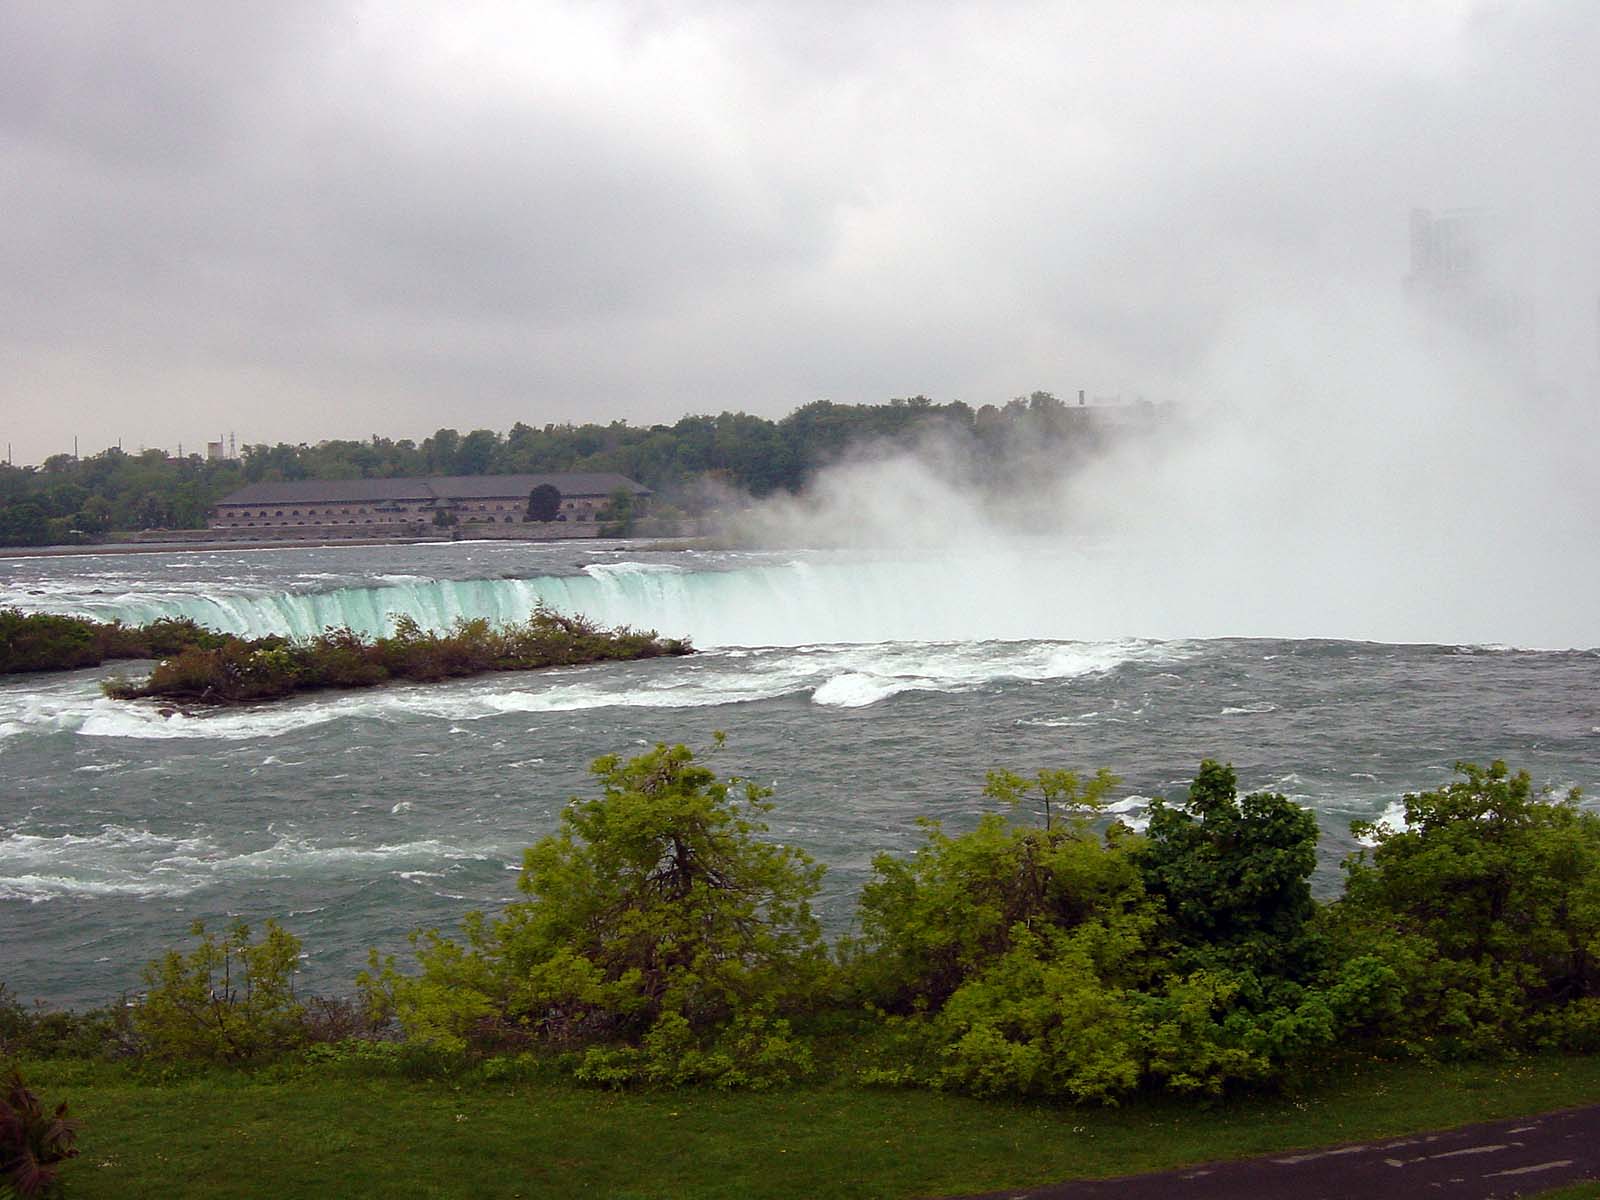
851;762;1366;1100
526;483;562;522
597;487;636;536
0;503;47;546
366;740;827;1086
1332;761;1600;1055
1137;761;1321;978
457;428;500;475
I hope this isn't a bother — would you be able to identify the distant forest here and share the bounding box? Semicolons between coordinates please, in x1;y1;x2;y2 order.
0;393;1148;546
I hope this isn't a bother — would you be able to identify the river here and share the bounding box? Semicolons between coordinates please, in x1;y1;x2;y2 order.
3;539;1597;1007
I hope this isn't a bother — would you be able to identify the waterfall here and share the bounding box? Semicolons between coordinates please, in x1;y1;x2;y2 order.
28;555;1135;648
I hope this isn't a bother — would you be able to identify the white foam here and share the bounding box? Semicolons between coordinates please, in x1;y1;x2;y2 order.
1221;702;1279;715
1355;800;1411;846
811;673;917;708
0;873;187;902
221;837;476;873
0;824;493;903
1;634;1190;744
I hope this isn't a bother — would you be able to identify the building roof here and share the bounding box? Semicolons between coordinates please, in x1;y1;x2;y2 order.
218;478;433;505
216;473;650;508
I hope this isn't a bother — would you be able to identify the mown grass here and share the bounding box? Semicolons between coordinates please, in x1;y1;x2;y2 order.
21;1053;1600;1200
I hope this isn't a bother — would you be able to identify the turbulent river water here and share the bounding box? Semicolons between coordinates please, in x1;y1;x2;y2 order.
3;539;1598;1008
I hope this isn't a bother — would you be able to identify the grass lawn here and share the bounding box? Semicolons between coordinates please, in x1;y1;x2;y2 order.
19;1053;1600;1199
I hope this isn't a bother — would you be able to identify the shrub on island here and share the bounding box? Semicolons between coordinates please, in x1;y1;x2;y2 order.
101;608;691;703
0;608;227;674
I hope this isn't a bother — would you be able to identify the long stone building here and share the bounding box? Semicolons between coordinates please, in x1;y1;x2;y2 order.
208;473;649;539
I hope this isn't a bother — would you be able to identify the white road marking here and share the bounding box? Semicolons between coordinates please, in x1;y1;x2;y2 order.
1484;1160;1575;1178
1427;1144;1510;1159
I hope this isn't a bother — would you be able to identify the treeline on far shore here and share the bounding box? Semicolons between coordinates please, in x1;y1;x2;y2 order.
5;747;1597;1110
0;392;1145;545
0;607;689;699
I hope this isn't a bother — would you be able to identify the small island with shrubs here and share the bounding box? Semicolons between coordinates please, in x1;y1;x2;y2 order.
3;604;691;704
97;609;691;704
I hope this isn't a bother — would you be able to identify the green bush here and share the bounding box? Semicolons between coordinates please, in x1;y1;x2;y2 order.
849;762;1355;1101
135;920;307;1063
1330;761;1600;1056
0;984;138;1062
365;740;828;1087
1;608;231;674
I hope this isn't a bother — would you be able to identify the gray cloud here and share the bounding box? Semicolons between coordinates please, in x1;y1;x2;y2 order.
1;1;1596;462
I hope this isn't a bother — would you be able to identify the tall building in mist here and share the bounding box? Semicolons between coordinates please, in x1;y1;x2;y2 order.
1406;207;1532;373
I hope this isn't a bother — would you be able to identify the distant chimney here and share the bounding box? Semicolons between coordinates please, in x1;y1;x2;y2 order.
1077;390;1085;406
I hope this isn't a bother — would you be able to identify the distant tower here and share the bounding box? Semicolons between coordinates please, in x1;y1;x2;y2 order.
1406;207;1532;374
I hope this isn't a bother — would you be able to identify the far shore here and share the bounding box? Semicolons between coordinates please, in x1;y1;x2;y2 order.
1;535;459;559
1;533;714;560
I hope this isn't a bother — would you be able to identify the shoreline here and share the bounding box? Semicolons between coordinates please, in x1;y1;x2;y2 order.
1;533;715;560
1;535;463;560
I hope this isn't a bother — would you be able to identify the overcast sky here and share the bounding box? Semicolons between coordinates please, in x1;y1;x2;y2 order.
2;0;1596;465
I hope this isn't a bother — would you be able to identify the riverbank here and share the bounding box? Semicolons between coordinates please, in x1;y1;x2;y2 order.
0;535;458;559
1;534;714;559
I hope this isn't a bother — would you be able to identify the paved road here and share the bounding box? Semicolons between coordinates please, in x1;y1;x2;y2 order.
951;1105;1600;1199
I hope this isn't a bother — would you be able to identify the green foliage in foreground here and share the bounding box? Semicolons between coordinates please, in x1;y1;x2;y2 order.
363;740;827;1088
848;763;1391;1100
13;1053;1600;1200
348;749;1600;1103
1332;761;1600;1057
0;610;227;674
135;922;307;1064
7;752;1600;1120
101;610;691;704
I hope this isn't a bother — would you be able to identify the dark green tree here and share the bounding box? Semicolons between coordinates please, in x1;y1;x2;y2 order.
1137;761;1321;977
598;487;636;536
526;483;562;522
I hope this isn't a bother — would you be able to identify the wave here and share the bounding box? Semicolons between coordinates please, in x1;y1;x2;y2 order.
0;824;493;902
